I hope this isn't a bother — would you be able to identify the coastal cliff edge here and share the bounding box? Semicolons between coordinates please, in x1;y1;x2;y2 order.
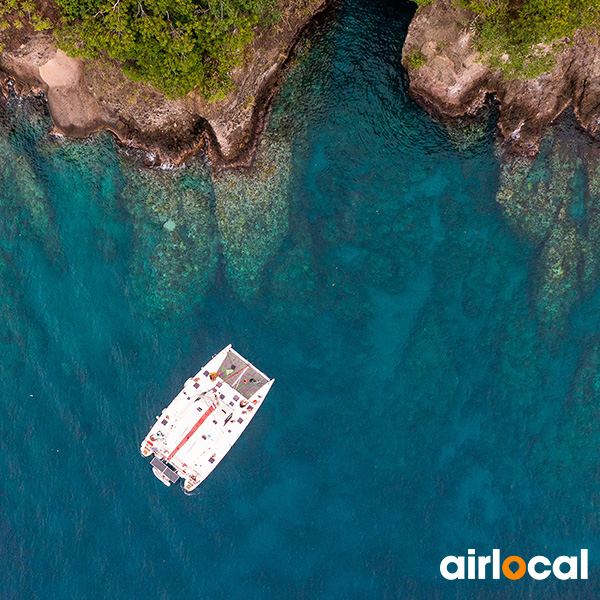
401;0;600;154
0;0;331;167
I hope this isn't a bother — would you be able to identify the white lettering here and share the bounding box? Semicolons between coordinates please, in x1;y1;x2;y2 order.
493;549;500;579
553;556;578;580
467;549;476;580
441;556;465;580
441;549;589;580
528;556;551;580
478;556;491;579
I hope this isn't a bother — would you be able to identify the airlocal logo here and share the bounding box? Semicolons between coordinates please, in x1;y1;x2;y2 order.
441;549;588;580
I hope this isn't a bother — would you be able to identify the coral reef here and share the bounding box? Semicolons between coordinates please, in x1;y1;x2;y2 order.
212;133;291;304
0;95;61;260
40;131;131;281
122;163;218;316
495;128;600;337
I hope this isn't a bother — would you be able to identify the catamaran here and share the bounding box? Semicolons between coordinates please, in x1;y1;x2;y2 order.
140;345;273;492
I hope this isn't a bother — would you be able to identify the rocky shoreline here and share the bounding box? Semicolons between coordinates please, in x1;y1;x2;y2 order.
401;0;600;156
0;0;333;168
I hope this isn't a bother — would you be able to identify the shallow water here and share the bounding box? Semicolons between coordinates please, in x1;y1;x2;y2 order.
1;0;600;598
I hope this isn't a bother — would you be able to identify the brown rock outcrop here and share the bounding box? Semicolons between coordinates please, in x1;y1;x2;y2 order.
402;0;600;155
0;0;332;166
3;44;112;135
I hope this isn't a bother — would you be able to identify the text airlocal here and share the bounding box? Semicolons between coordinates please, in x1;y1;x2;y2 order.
441;549;588;580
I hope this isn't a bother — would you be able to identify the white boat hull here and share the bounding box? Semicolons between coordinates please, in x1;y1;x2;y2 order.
141;345;273;492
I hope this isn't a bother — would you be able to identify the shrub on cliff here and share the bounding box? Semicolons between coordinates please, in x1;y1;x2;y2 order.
55;0;278;99
465;0;600;79
413;0;600;79
405;47;427;68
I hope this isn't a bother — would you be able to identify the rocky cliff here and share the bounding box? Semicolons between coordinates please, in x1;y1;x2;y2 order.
401;0;600;155
0;0;331;167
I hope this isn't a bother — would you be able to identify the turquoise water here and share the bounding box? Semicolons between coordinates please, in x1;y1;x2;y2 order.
2;0;600;597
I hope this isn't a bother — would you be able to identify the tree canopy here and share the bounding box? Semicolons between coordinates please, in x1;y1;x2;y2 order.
55;0;278;98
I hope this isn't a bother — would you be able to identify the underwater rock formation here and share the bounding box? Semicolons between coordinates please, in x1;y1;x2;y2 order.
40;130;129;271
0;137;53;241
495;132;600;337
0;105;60;259
212;134;291;304
123;164;218;315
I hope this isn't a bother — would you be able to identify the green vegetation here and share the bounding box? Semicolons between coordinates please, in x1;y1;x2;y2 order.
55;0;278;99
0;0;52;33
405;47;427;68
413;0;600;79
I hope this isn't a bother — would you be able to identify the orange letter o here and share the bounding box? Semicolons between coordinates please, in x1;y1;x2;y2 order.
502;556;526;580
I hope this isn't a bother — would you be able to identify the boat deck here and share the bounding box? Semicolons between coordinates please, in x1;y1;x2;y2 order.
214;349;268;399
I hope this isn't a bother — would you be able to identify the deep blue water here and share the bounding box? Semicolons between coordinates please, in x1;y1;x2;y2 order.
2;0;600;598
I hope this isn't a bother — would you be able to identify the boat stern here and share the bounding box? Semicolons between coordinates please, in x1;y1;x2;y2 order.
149;456;180;487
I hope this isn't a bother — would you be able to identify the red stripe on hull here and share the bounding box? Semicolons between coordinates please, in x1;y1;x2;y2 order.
167;404;215;461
